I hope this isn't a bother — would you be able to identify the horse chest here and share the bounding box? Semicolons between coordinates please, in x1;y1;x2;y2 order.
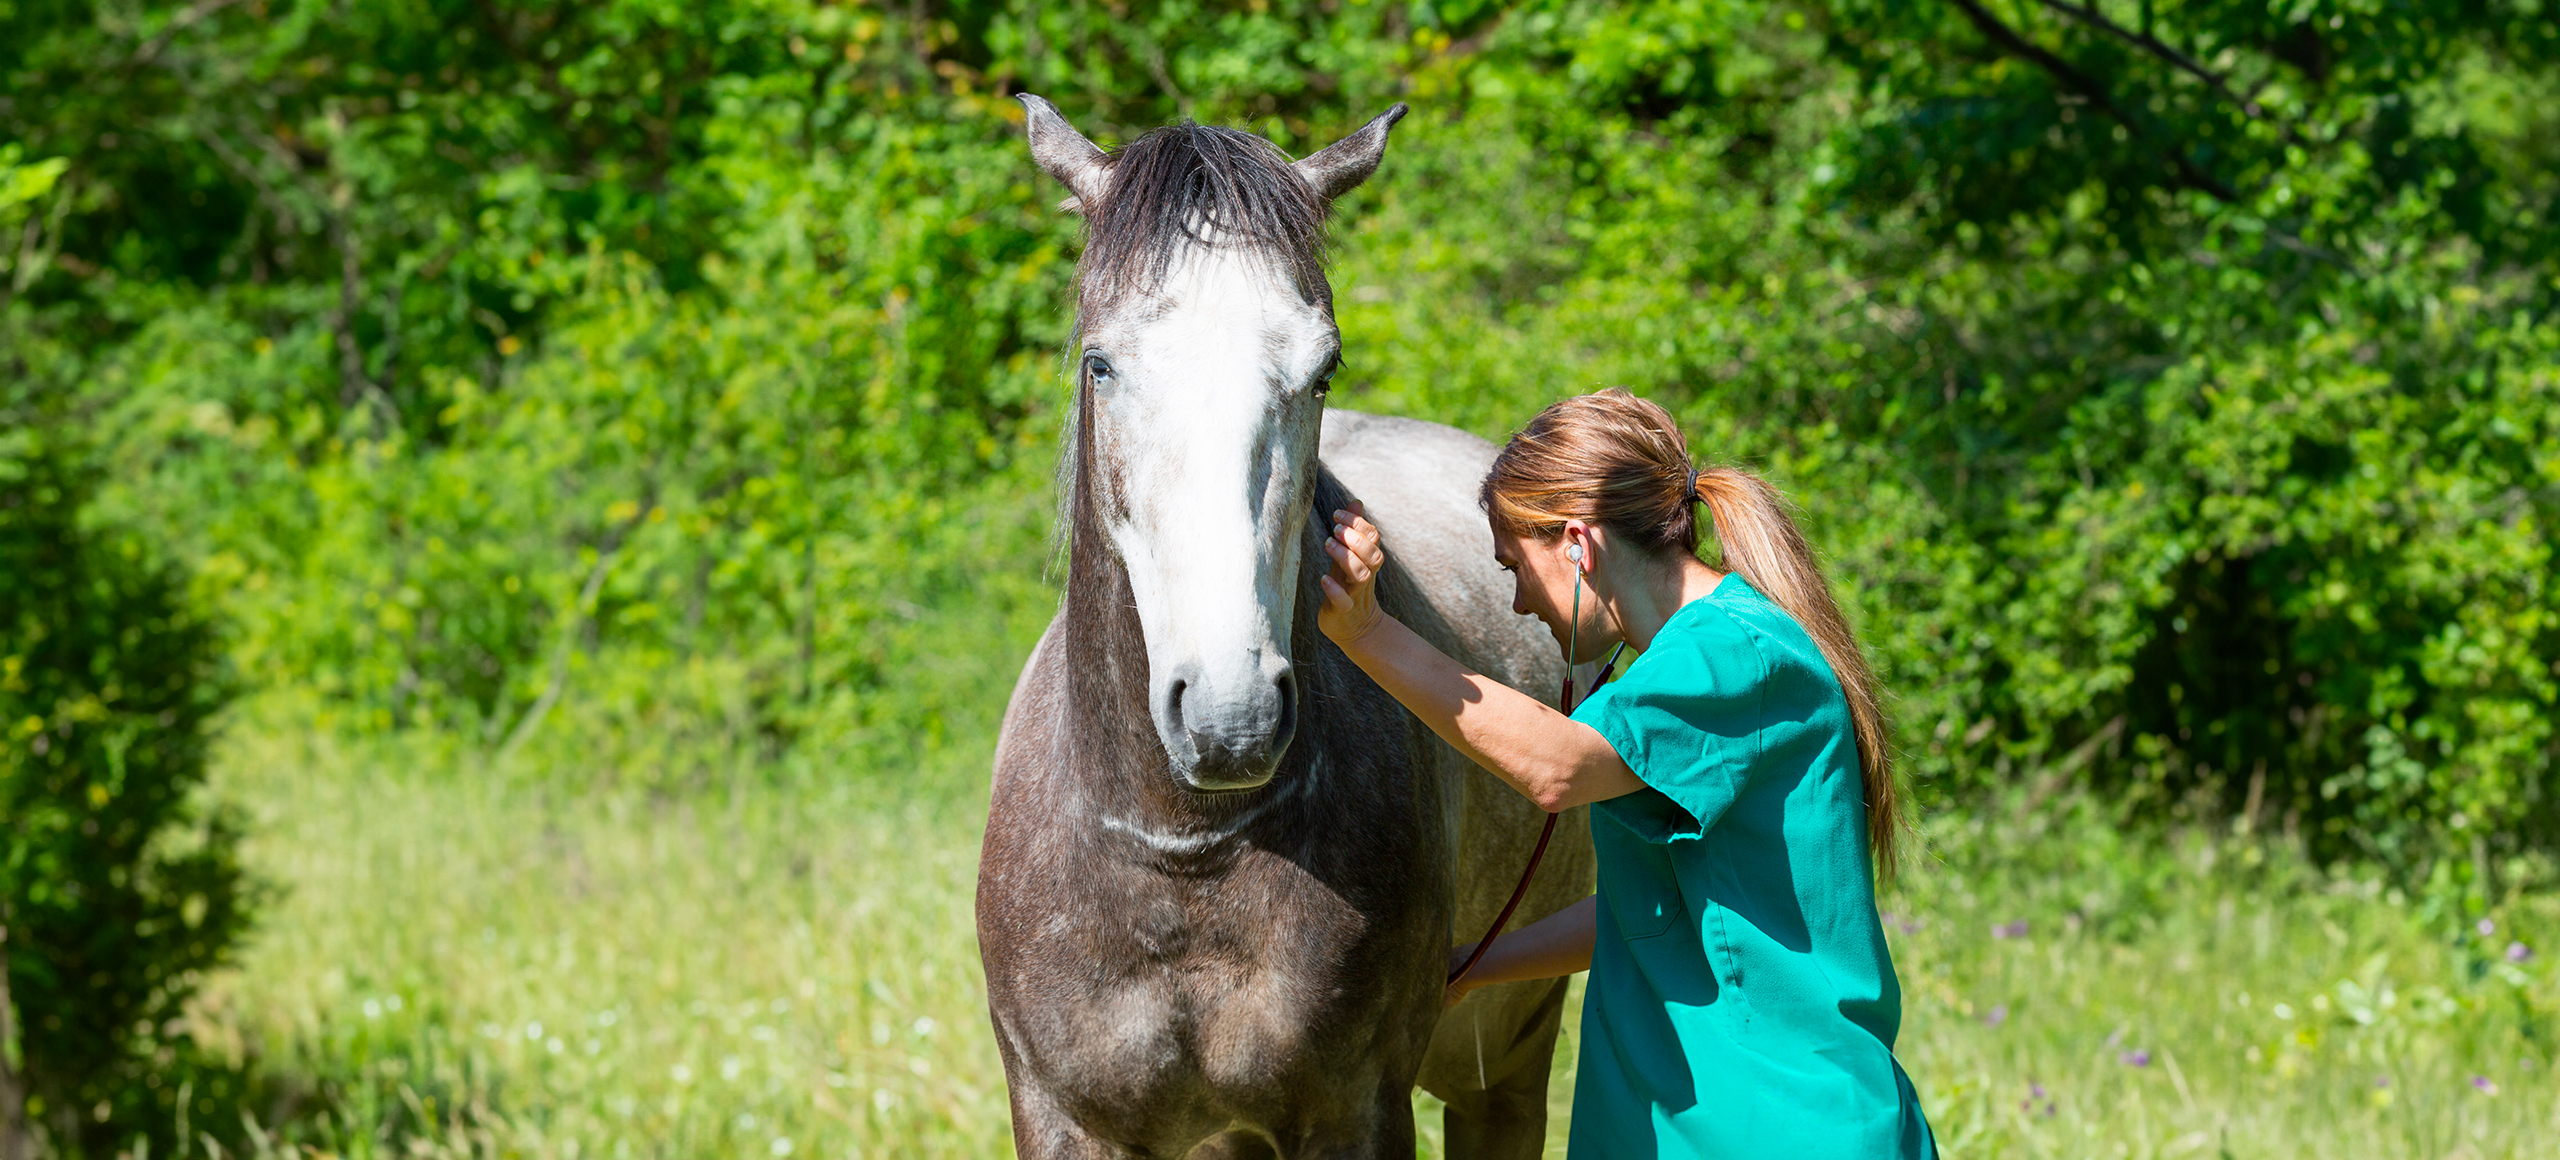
994;837;1384;1103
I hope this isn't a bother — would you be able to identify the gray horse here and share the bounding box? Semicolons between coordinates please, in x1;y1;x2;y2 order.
977;96;1594;1158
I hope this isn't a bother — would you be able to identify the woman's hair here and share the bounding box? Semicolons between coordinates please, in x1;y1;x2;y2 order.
1480;388;1906;878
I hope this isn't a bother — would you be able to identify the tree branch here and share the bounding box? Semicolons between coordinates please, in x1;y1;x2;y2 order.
2033;0;2300;145
494;491;659;767
207;120;401;432
328;209;384;423
190;126;289;218
129;0;247;68
1941;0;2239;202
0;922;32;1160
4;175;74;302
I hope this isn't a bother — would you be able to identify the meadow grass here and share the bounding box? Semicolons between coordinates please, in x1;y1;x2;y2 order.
198;725;1014;1159
196;726;2560;1159
1893;804;2560;1158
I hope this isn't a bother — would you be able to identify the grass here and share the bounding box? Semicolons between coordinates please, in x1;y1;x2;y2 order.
1889;805;2560;1158
198;725;1012;1159
192;724;2560;1159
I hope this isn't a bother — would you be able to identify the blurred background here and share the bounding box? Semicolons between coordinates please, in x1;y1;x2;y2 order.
2;0;2556;1156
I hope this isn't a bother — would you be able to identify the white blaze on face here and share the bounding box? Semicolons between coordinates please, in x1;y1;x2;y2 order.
1085;244;1337;790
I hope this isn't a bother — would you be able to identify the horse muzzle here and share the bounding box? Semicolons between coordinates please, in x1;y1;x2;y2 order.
1153;658;1299;791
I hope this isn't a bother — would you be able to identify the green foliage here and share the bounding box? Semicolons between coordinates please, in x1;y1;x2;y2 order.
0;397;250;1158
19;0;1078;783
3;0;2553;889
1314;0;2560;889
1794;0;2560;880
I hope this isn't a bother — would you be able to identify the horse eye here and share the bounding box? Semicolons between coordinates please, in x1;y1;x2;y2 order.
1314;356;1341;396
1083;353;1113;382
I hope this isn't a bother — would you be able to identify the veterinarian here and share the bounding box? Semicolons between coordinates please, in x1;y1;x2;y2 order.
1317;388;1936;1157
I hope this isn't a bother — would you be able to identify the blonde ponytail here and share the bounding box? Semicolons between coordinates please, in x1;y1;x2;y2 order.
1693;468;1904;878
1480;388;1907;878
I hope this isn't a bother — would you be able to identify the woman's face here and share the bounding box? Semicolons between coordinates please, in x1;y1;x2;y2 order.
1489;522;1616;662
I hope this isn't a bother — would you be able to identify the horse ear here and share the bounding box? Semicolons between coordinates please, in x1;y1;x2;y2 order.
1018;94;1110;215
1291;104;1409;201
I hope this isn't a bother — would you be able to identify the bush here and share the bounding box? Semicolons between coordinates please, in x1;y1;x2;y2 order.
4;0;2555;896
1;401;252;1158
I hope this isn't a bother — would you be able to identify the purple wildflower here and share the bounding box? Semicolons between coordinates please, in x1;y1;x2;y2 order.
2374;1076;2391;1088
2120;1049;2151;1067
2472;1075;2499;1096
2507;941;2533;964
2477;918;2497;937
1993;919;2029;940
1984;1004;2009;1027
2030;1081;2047;1100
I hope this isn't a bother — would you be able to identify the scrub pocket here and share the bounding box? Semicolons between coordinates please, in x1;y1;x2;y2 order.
1594;791;1694;941
1600;836;1683;941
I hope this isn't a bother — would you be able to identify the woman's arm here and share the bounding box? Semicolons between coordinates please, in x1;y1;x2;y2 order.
1448;895;1598;1002
1318;506;1646;812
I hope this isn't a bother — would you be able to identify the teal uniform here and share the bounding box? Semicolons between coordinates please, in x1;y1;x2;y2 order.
1566;575;1934;1158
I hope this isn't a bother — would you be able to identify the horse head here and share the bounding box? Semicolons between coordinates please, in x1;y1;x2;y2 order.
1021;95;1405;792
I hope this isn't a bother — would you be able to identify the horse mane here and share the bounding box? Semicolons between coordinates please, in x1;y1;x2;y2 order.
1077;122;1332;311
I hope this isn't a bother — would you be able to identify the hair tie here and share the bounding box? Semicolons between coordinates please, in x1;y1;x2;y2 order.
1683;465;1701;503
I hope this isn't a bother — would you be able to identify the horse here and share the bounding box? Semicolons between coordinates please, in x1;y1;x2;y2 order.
976;95;1596;1159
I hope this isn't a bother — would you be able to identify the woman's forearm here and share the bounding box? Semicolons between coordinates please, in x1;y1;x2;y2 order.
1452;895;1598;990
1331;612;1643;811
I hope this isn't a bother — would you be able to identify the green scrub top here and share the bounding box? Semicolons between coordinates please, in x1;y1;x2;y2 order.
1566;574;1934;1158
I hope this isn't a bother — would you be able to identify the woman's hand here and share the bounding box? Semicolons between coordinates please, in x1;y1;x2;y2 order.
1444;942;1485;1008
1319;502;1387;646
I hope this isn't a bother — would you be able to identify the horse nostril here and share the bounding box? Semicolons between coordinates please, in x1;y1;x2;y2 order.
1272;670;1298;744
1159;675;1200;763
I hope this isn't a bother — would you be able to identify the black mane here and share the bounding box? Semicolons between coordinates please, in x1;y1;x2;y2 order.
1079;122;1331;308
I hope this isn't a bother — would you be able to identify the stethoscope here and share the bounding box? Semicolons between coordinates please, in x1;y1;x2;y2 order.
1447;540;1627;985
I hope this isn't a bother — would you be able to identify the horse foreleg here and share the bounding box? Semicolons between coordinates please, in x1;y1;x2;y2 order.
1005;1077;1130;1160
1435;976;1568;1160
1249;1079;1419;1160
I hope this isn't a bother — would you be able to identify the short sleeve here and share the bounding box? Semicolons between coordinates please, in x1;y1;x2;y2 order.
1569;610;1766;844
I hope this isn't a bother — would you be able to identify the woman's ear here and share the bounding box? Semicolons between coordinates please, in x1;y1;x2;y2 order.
1561;521;1594;572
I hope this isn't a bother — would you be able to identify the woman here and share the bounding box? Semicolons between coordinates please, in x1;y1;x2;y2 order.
1317;389;1935;1157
